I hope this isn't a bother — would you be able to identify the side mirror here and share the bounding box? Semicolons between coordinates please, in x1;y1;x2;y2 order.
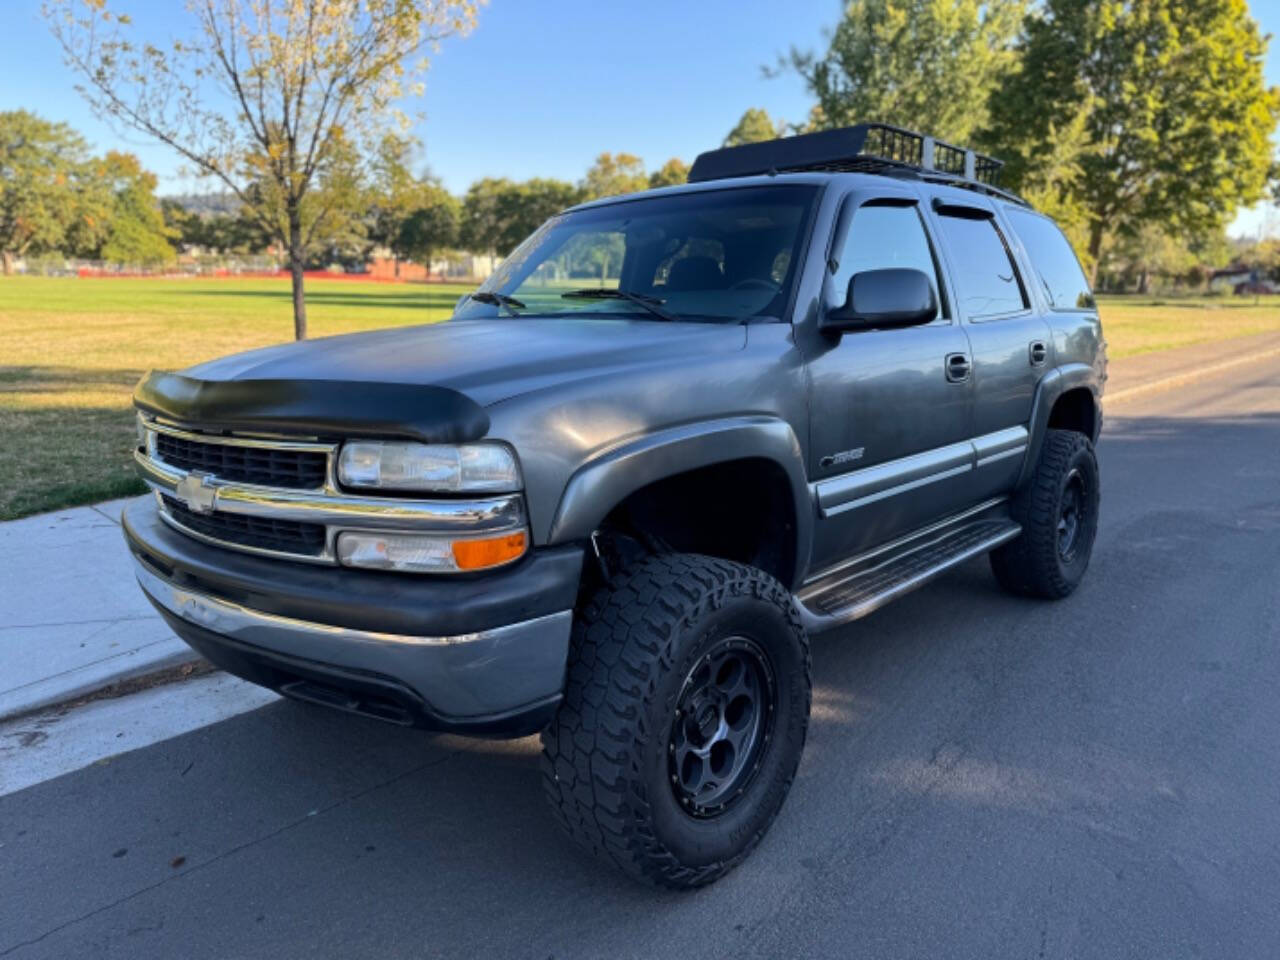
821;267;937;335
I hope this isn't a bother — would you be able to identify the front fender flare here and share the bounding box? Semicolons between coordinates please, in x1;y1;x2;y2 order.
546;416;813;587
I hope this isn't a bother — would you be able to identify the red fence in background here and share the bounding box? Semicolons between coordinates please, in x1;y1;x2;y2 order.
72;266;456;283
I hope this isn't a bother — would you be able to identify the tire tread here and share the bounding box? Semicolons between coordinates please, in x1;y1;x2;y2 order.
540;553;810;889
991;428;1098;599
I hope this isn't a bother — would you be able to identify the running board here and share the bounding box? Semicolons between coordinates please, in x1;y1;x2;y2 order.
795;512;1021;632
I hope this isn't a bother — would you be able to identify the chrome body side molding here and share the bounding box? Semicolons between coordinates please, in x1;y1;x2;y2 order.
814;426;1028;518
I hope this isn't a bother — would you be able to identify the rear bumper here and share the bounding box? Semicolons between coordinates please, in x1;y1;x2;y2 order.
124;498;583;736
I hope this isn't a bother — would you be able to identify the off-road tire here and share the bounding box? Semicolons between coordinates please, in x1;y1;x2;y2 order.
991;428;1100;599
541;553;811;889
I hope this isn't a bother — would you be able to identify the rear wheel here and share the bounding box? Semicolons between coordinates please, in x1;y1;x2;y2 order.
991;429;1100;599
541;553;811;889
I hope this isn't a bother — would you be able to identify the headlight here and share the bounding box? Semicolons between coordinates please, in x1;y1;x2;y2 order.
336;529;528;573
337;442;521;493
135;412;150;451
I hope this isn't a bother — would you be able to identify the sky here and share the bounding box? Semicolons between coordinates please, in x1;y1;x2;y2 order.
3;0;1278;237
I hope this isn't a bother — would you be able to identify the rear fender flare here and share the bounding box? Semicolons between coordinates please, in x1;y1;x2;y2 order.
1017;363;1100;489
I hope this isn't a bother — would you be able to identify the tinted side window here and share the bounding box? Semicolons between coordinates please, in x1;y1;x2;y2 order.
935;213;1027;318
834;204;942;321
1006;209;1095;310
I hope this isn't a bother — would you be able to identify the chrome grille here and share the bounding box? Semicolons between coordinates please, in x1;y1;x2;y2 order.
154;432;328;490
135;419;528;568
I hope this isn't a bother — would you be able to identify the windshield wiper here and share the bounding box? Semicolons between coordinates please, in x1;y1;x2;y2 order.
560;288;677;322
469;291;526;316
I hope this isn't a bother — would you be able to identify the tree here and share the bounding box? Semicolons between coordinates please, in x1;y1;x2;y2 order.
83;151;176;266
580;152;648;201
460;176;578;257
394;183;459;267
49;0;480;339
294;132;371;268
161;196;271;254
780;0;1024;142
460;177;512;256
495;178;580;253
365;132;422;265
1010;107;1095;274
648;157;689;188
0;111;99;273
160;197;200;250
724;108;781;147
990;0;1280;277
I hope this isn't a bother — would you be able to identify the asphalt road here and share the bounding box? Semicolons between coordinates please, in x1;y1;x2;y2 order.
3;358;1279;960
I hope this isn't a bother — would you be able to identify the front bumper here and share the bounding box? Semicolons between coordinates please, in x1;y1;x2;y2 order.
124;498;583;736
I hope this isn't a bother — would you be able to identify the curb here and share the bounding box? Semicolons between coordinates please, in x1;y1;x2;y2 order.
0;645;203;724
1105;345;1280;405
0;658;215;727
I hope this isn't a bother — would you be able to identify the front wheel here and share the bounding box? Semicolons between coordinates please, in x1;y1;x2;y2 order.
991;428;1100;599
541;554;811;889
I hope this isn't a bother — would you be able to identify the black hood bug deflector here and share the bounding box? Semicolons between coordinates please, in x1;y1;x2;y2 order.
134;371;490;444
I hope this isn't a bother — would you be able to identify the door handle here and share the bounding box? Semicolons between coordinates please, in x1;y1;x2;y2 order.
945;352;971;383
1029;340;1048;366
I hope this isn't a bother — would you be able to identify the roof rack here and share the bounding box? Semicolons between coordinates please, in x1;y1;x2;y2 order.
687;123;1026;205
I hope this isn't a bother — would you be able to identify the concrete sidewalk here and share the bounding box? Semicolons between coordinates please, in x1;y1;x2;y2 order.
0;495;197;720
2;329;1278;721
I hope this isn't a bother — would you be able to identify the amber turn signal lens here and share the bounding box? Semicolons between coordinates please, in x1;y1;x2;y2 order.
451;531;528;570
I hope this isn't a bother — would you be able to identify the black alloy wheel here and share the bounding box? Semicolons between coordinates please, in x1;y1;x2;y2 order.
1057;467;1088;563
668;637;776;819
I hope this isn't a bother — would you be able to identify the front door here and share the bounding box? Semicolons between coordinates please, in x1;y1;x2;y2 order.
804;191;974;572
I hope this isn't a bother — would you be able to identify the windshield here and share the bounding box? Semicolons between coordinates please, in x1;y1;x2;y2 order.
454;184;819;323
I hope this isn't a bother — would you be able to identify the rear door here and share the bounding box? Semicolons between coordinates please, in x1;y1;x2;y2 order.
805;187;974;569
925;195;1050;500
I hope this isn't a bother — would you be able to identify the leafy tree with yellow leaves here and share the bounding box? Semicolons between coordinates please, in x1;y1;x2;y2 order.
48;0;482;338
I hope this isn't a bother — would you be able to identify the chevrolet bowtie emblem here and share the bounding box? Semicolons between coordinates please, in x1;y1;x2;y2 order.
174;472;218;514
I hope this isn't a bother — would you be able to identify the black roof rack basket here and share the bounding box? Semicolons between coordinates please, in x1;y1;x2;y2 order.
687;122;1018;202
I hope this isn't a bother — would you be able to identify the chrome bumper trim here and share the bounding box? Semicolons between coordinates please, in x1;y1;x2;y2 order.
153;494;339;565
135;558;572;649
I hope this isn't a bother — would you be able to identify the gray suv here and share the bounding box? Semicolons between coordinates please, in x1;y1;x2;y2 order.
123;124;1105;888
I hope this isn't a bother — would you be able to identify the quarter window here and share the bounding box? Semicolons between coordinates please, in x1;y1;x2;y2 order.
833;203;942;321
1006;209;1096;310
935;213;1027;318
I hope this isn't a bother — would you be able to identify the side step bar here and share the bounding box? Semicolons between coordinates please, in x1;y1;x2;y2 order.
795;508;1021;633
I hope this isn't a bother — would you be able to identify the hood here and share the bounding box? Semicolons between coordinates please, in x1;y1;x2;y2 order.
187;318;747;408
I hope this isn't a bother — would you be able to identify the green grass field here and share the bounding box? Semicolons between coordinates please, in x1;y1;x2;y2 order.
2;275;1279;520
0;276;466;520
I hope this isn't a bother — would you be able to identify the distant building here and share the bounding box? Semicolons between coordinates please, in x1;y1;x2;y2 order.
367;257;430;282
366;252;499;283
433;254;498;282
1209;264;1253;294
